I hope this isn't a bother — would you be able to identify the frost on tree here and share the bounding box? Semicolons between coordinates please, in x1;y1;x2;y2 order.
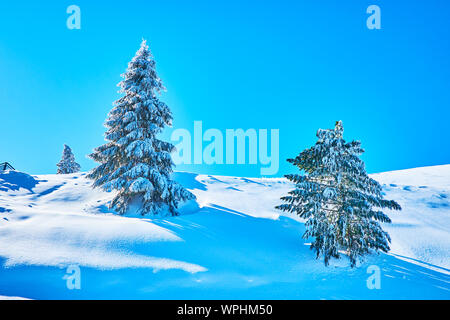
88;40;195;216
57;144;81;174
276;121;401;267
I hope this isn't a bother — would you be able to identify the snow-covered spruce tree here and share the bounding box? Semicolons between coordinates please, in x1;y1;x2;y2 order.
276;121;401;267
57;144;81;174
87;40;195;216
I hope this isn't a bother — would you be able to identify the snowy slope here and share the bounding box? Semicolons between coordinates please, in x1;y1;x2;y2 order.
0;166;449;299
372;165;450;271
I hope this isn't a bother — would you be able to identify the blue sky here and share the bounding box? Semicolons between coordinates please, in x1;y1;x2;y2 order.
0;0;449;177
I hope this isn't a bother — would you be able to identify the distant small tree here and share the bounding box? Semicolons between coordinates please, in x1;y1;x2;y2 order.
276;121;401;267
88;39;195;216
57;144;81;174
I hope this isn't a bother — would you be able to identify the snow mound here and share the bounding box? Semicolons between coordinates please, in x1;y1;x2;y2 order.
370;165;450;270
0;171;205;273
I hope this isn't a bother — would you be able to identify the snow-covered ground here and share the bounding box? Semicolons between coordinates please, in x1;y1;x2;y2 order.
0;165;449;299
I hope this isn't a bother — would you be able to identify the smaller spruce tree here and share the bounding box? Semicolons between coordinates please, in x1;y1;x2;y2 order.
57;144;81;174
276;121;401;267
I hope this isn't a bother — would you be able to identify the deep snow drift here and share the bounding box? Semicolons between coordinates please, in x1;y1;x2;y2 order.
0;165;449;299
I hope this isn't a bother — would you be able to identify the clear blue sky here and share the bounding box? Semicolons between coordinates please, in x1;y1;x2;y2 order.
1;0;449;177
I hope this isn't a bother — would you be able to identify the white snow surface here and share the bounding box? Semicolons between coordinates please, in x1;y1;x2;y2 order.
372;165;450;271
0;295;30;300
0;166;449;299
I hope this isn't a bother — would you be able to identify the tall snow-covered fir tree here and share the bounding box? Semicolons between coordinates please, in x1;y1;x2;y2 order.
88;39;195;216
57;144;81;174
276;121;401;267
